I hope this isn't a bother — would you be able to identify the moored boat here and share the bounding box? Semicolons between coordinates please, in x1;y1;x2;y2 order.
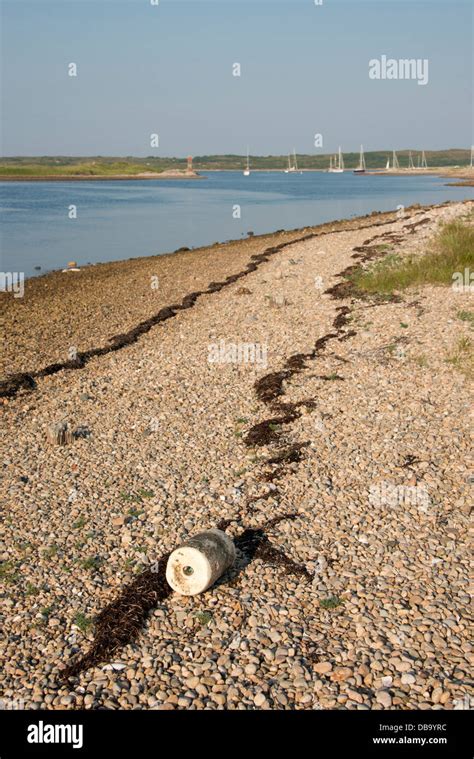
353;144;366;174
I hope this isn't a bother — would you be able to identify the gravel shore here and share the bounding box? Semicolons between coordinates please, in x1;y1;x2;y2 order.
1;200;472;711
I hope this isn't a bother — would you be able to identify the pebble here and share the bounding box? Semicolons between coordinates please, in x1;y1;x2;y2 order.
376;691;393;708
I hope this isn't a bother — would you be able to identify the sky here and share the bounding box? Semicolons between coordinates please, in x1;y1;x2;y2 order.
1;0;472;156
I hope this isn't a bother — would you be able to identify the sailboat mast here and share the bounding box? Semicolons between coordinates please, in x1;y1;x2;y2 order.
339;146;344;170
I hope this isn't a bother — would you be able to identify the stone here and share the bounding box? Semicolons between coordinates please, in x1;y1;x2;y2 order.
376;691;392;708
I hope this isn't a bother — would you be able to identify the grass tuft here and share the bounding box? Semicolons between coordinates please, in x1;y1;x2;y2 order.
351;219;474;296
319;596;343;610
457;310;474;328
73;612;93;633
446;337;474;379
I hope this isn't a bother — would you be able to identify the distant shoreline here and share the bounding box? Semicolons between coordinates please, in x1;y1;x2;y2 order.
0;172;204;182
1;167;472;182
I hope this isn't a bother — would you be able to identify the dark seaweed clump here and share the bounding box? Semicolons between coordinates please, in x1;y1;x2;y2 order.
63;555;171;680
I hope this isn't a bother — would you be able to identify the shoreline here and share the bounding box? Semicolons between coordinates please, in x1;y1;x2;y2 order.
1;199;472;384
1;206;409;380
1;167;473;181
0;172;204;182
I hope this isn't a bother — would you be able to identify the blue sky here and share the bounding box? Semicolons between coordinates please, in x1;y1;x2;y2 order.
1;0;472;156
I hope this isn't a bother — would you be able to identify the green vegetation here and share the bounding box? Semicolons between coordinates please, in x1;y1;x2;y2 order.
121;489;154;502
457;310;474;328
73;612;93;633
120;491;142;503
80;556;103;572
0;158;163;177
195;610;213;626
351;219;474;296
319;596;343;610
187;148;473;171
0;560;20;584
446;336;473;379
0;148;472;176
137;489;154;499
127;507;143;519
42;544;59;559
412;354;428;368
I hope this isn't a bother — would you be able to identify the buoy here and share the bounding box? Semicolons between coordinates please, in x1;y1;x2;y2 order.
166;529;236;596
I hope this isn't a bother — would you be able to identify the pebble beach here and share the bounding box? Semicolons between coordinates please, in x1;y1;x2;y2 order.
1;200;473;711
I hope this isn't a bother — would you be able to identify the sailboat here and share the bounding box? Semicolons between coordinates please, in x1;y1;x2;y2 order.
293;148;303;174
284;149;301;174
385;156;390;170
329;146;344;173
353;144;366;174
392;150;400;170
408;151;415;170
243;147;250;176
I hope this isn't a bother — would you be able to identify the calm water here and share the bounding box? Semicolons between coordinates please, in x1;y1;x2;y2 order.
1;172;473;278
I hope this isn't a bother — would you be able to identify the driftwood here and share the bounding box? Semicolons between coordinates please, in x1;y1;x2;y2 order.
46;421;73;445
